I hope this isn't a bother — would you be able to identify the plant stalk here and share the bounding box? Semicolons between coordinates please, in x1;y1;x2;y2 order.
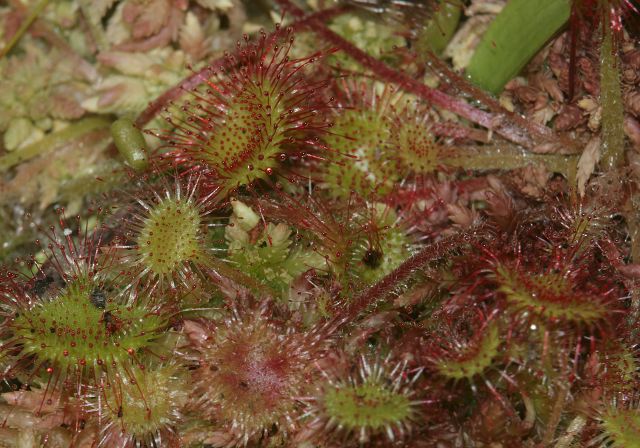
0;0;51;59
0;118;111;173
599;11;626;171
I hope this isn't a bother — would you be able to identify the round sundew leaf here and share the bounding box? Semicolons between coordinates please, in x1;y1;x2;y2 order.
14;277;165;375
164;31;334;198
306;201;417;295
600;407;640;448
189;304;323;444
435;323;501;380
324;379;413;431
98;364;187;445
348;205;411;285
323;109;397;198
200;79;286;192
137;196;203;276
394;120;441;174
495;265;608;324
303;356;423;444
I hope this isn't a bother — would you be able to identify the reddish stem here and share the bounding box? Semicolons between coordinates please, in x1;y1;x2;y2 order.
431;122;489;142
276;0;555;149
336;228;483;326
426;53;559;144
134;6;349;128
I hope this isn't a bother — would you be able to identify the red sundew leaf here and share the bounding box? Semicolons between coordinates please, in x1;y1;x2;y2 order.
189;300;331;445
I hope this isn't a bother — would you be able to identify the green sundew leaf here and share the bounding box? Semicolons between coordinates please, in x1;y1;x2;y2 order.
496;265;608;324
600;407;640;448
435;323;501;380
466;0;571;94
324;380;413;431
14;277;166;375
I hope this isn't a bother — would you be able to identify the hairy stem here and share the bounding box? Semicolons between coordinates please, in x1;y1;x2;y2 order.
541;367;570;446
276;0;554;149
134;5;349;128
338;228;483;325
599;12;626;171
448;144;575;173
622;191;640;335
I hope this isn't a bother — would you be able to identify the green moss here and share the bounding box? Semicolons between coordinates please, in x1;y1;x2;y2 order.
327;14;404;70
226;201;326;295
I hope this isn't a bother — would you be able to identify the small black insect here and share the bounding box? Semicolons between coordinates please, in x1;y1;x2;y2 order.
31;275;54;297
90;288;107;309
102;310;113;326
362;248;383;268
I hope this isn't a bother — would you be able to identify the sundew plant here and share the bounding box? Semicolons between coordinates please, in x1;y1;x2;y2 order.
1;0;640;446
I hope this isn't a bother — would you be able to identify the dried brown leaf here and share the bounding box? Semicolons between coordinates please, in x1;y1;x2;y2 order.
577;136;601;197
179;12;207;60
510;164;550;198
625;115;640;150
50;88;86;120
122;0;171;39
554;104;584;131
446;203;478;229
